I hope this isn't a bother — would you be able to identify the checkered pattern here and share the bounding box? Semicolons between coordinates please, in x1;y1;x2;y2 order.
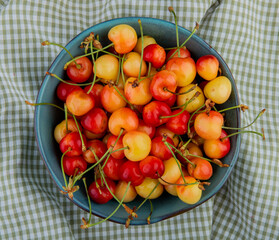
0;0;278;239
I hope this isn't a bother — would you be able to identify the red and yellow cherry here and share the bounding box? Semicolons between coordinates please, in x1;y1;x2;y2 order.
142;101;171;127
203;129;231;159
59;132;87;157
84;83;104;108
93;54;119;82
80;107;108;134
108;107;139;136
176;176;202;204
139;156;165;179
166;109;190;135
159;157;181;185
114;180;137;202
150;136;174;161
108;24;137;54
194;110;224;140
118;161;144;186
165;57;196;87
155;125;179;147
66;89;95;116
176;84;205;113
122;131;151;161
166;46;191;61
62;155;87;176
82;139;107;164
54;118;79;143
88;177;116;204
134;35;156;54
123;52;147;77
177;142;203;165
66;56;93;83
56;81;82;102
136;119;156;139
187;157;213;180
150;70;177;101
107;135;125;159
143;43;166;68
124;77;152;105
100;85;126;113
203;76;232;104
135;177;164;199
84;129;106;140
196;55;219;81
102;156;126;181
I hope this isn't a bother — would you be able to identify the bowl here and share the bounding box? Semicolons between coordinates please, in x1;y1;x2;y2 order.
35;17;241;225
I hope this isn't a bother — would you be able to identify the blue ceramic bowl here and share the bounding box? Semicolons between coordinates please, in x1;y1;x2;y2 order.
35;17;241;225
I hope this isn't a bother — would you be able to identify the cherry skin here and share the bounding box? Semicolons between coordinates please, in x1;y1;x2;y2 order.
56;81;82;102
80;107;108;134
107;135;125;160
123;52;147;77
88;177;116;204
108;107;139;136
203;129;231;159
84;83;104;108
166;109;190;135
139;156;165;179
59;132;87;157
194;110;224;140
136;119;156;139
177;142;203;165
115;181;137;203
134;35;156;54
118;161;144;186
108;24;138;54
163;93;177;107
67;56;93;83
54;118;79;143
166;46;191;61
102;156;126;181
196;55;219;81
143;43;166;68
150;136;174;161
187;157;213;180
63;155;87;176
66;89;95;116
142;101;171;127
82;139;107;164
94;54;119;82
135;178;164;199
155;125;179;147
150;70;177;101
158;157;181;185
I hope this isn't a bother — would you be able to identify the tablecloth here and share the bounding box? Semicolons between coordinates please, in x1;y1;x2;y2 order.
0;0;278;239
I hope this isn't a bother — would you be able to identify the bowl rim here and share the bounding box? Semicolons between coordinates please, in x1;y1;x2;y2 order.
35;16;241;225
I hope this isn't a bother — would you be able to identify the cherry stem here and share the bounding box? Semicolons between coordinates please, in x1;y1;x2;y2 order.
221;129;265;141
158;176;198;186
121;54;126;86
112;85;134;110
146;199;153;224
42;41;81;69
64;104;69;133
46;72;97;86
82;178;92;224
180;138;191;150
168;7;180;57
187;103;206;135
187;153;229;167
136;182;159;211
86;41;97;94
138;19;144;81
218;104;248;113
61;148;72;188
64;42;114;70
164;84;197;96
25;100;67;113
72;114;86;152
161;91;200;119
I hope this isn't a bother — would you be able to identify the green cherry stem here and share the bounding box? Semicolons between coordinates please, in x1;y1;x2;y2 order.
221;129;265;141
112;85;134;110
86;41;97;94
64;104;69;133
187;103;206;135
168;7;180;57
46;72;96;86
42;41;81;69
61;148;72;188
82;178;92;225
136;182;159;211
164;84;197;96
218;104;249;113
25;100;67;113
121;54;126;86
72;114;86;152
138;19;144;81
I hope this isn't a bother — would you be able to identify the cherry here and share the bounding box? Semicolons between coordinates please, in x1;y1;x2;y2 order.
84;83;104;108
82;139;107;164
166;46;191;61
115;181;137;203
59;132;87;157
143;43;166;68
103;156;126;181
135;178;164;199
107;135;125;160
54;118;79;143
80;107;108;134
136;119;156;139
56;81;82;102
155;125;179;147
139;156;165;179
166;109;190;135
142;101;171;127
118;161;144;186
150;136;174;161
66;56;93;83
158;157;181;185
203;129;231;159
163;93;177;107
134;35;156;54
123;52;147;77
63;155;87;176
94;54;119;82
187;157;213;180
177;142;203;165
150;70;177;101
88;177;116;204
196;55;219;81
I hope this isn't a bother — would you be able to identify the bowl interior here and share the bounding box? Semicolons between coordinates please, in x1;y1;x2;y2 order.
35;17;241;225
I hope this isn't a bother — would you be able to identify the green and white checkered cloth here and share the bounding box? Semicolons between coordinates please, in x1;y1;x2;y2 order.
1;0;278;239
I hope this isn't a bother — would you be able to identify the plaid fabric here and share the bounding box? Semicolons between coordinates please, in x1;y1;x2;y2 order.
0;0;278;239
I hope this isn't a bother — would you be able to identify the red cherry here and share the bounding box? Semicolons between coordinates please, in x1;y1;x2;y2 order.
139;156;165;179
82;139;107;164
84;84;104;108
103;156;126;181
166;47;191;61
56;81;82;102
166;109;190;135
66;56;93;83
107;135;125;160
143;43;166;68
63;155;87;176
118;161;144;186
136;119;156;139
88;177;116;204
150;136;174;160
59;132;87;157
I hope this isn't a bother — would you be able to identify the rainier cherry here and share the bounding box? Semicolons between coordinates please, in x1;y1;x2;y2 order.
196;55;219;81
135;178;164;199
94;54;119;82
82;139;107;164
114;181;137;203
187;157;213;180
